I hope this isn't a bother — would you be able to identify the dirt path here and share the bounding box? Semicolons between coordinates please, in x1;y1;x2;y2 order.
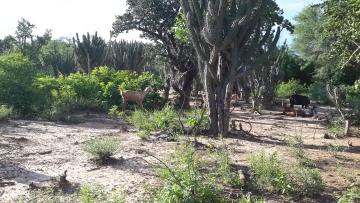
0;104;359;202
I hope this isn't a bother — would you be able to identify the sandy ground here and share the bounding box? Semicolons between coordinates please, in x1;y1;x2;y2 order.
0;102;359;203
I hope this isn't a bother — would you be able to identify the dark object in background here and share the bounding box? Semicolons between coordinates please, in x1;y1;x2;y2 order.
289;94;310;108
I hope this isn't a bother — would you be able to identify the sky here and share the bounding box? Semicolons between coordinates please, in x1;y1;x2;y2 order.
0;0;322;45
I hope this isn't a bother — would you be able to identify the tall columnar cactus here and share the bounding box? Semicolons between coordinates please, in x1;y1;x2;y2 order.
247;42;288;111
109;40;148;72
180;0;289;136
49;46;76;77
73;31;106;75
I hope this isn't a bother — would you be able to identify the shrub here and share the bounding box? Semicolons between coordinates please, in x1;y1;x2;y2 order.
276;79;309;98
309;81;332;104
148;142;224;203
216;145;243;188
79;183;126;203
0;53;40;115
247;151;324;197
248;151;292;195
337;187;360;203
0;105;14;120
286;135;306;157
82;136;121;163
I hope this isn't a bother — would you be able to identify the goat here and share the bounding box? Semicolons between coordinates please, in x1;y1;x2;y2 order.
282;102;305;117
119;86;154;111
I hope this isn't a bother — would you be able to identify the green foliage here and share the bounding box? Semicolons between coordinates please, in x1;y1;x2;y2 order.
309;81;332;104
0;105;14;120
82;136;122;163
282;52;315;85
216;145;243;188
346;79;360;121
324;0;360;68
0;53;39;115
79;183;126;203
186;109;209;131
286;135;306;158
247;151;324;197
18;182;126;203
92;66;164;109
18;187;68;203
148;142;224;203
237;193;265;203
337;187;360;203
276;79;309;98
171;13;190;43
248;151;292;195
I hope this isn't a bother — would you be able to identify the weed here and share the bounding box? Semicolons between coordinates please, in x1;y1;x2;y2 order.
337;187;360;203
17;187;74;203
247;151;324;197
286;134;306;157
137;130;151;140
82;136;121;163
216;145;243;188
0;105;14;120
148;141;224;203
248;151;292;195
237;192;265;203
79;183;126;203
326;142;349;157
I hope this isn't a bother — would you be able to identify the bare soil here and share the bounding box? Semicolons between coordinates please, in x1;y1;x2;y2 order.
0;102;359;203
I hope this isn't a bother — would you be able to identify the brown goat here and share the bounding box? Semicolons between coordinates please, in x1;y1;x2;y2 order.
282;102;305;117
119;86;154;111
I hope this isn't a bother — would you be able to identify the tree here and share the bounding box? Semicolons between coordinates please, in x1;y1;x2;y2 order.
13;18;52;66
180;0;291;136
111;0;197;109
323;0;360;68
73;32;106;75
292;4;360;85
282;52;315;86
0;35;16;55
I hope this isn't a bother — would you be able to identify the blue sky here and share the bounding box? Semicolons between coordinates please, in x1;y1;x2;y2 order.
0;0;322;45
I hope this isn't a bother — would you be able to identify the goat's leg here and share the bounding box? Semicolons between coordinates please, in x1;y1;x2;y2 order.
122;101;127;111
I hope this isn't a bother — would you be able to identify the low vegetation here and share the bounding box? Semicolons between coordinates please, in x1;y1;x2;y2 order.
82;136;122;163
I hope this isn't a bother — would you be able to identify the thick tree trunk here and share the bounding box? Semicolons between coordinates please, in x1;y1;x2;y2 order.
204;64;218;136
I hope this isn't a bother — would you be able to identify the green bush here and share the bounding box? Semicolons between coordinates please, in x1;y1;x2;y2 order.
82;136;122;163
148;142;224;203
248;151;292;195
286;135;306;157
346;79;360;122
92;67;165;110
0;53;40;115
247;151;324;197
216;145;243;188
0;105;14;120
309;81;332;104
79;183;126;203
337;187;360;203
276;79;309;98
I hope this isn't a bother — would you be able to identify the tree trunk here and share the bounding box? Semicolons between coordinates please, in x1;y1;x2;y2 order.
164;77;170;101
